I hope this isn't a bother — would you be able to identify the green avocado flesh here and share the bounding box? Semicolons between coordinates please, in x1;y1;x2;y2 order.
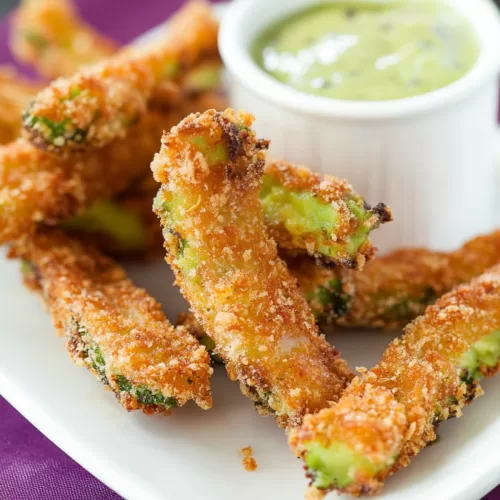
306;441;384;489
21;260;35;278
163;60;181;79
154;191;199;278
378;287;436;322
259;177;373;257
185;64;221;92
198;333;224;364
23;112;87;145
188;135;228;165
305;278;351;320
460;331;500;383
24;31;49;49
252;0;480;101
260;175;338;237
63;199;148;251
77;325;177;409
114;375;178;409
76;324;107;382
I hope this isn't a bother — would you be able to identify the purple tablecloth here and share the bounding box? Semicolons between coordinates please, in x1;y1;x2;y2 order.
0;1;498;499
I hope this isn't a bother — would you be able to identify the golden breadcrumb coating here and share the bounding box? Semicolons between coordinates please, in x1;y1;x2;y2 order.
10;230;212;413
287;229;500;328
10;0;117;80
0;93;217;246
263;159;391;269
152;109;352;428
0;66;41;144
289;265;500;496
23;0;219;154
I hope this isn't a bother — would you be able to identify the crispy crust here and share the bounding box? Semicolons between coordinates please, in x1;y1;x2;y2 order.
287;229;500;328
289;265;500;495
10;0;117;80
0;93;218;246
9;229;213;413
23;0;219;154
264;160;392;269
152;109;353;428
0;66;41;145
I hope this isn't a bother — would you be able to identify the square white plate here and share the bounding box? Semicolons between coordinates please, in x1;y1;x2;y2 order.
1;5;500;500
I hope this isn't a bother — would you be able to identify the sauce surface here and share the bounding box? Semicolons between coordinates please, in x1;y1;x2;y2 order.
252;1;480;101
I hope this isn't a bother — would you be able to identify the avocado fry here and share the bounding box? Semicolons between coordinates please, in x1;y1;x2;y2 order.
23;0;219;155
289;265;500;496
10;0;118;80
287;229;500;328
152;109;352;428
0;112;165;246
263;160;391;268
0;92;220;247
10;230;213;414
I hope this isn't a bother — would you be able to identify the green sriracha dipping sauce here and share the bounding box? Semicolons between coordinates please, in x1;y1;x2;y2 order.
252;0;480;101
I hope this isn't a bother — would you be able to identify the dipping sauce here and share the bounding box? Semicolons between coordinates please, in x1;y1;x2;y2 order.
252;1;480;101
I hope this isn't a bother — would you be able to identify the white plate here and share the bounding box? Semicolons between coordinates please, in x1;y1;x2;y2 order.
1;249;500;500
2;5;500;500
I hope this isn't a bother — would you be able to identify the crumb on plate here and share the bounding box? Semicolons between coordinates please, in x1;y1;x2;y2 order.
240;446;257;472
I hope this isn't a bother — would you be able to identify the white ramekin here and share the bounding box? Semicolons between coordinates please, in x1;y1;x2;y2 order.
219;0;500;253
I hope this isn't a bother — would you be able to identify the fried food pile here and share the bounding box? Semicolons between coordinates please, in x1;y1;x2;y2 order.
1;1;499;497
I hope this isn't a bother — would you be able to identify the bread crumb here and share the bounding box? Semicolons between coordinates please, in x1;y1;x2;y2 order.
305;486;326;500
240;446;257;471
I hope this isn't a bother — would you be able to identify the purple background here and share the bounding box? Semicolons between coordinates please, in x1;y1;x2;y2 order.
0;1;498;499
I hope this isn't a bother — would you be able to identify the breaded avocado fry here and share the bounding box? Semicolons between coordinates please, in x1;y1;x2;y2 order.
0;113;165;246
0;92;216;246
10;0;117;80
152;109;352;428
263;160;391;268
23;0;219;154
289;265;500;496
10;230;212;413
287;229;500;328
